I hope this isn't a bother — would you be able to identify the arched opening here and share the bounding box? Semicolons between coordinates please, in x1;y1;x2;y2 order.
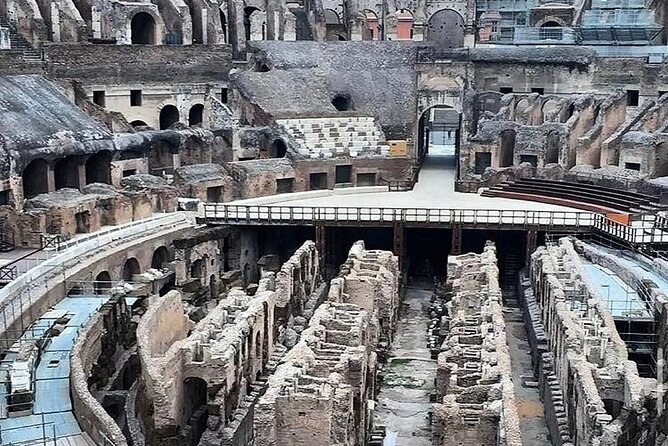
131;12;156;45
151;246;170;269
270;139;287;158
130;120;148;128
188;104;204;126
364;10;379;40
324;9;340;25
159;105;179;130
396;9;414;40
122;257;141;281
332;95;352;111
85;151;112;185
182;377;208;444
540;21;563;41
54;156;80;190
546;131;560;164
417;105;460;159
219;10;227;43
191;258;204;279
244;7;265;41
426;9;464;48
94;271;112;295
499;129;516;167
22;159;49;198
325;9;345;41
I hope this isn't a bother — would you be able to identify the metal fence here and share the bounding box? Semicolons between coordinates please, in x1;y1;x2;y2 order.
201;204;596;229
0;213;190;336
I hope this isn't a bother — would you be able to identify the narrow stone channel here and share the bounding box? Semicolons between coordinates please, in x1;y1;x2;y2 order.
502;289;551;446
374;283;436;446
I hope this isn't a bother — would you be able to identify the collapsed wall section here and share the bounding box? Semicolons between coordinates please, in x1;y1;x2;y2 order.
432;242;522;446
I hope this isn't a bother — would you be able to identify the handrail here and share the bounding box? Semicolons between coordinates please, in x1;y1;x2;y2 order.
0;213;192;334
202;204;596;229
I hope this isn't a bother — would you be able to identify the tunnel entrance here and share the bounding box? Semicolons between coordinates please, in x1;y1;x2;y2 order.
181;377;208;445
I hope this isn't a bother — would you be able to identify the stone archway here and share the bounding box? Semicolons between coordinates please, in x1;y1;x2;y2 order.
131;12;156;44
95;271;112;294
22;158;49;198
426;9;464;48
159;105;179;129
122;257;141;281
151;246;170;269
270;139;288;158
188;104;204;126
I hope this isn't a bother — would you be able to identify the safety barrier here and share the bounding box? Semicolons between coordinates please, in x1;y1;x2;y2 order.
201;204;596;230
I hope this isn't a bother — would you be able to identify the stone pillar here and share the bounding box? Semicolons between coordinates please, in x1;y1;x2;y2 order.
451;224;462;255
526;228;538;268
315;223;326;273
77;160;87;189
393;221;404;269
47;162;56;192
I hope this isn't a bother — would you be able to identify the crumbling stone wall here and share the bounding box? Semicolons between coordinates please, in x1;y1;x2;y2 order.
254;301;377;446
255;240;399;446
136;241;325;445
432;242;522;446
529;238;658;446
328;240;399;353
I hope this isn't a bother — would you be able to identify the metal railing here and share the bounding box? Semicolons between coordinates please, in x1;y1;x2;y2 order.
0;213;191;335
201;204;596;229
593;214;668;245
0;417;56;445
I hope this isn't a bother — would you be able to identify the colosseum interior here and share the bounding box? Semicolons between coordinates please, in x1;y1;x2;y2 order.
3;0;668;445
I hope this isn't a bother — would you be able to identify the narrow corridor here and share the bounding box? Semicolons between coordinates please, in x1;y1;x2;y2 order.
374;284;436;446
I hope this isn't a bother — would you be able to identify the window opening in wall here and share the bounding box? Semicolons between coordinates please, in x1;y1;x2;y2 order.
332;95;352;111
499;129;516;167
270;139;287;158
123;169;137;177
499;87;513;94
130;90;142;106
474;152;492;175
309;172;328;190
276;178;294;194
531;87;545;95
207;186;223;202
519;154;538;167
0;191;9;206
625;162;641;171
335;165;352;184
627;89;640;106
221;88;228;103
93;90;106;107
356;172;376;186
